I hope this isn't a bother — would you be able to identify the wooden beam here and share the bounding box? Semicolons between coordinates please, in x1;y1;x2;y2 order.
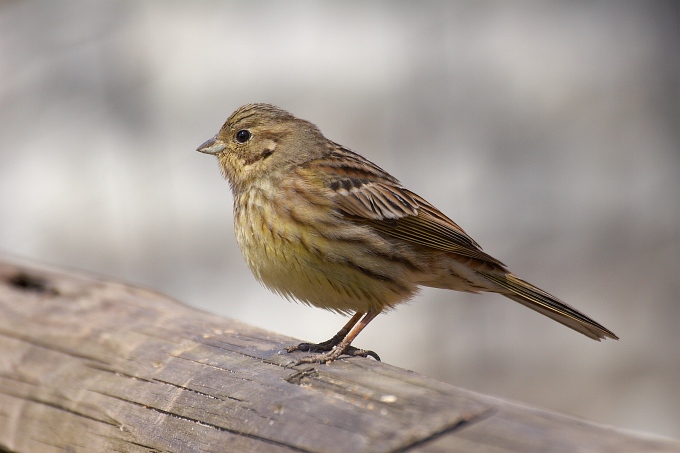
0;259;677;452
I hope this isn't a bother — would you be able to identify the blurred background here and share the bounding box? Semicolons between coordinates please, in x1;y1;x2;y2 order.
1;0;679;440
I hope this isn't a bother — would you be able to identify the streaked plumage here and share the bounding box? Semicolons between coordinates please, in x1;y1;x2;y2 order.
198;103;617;363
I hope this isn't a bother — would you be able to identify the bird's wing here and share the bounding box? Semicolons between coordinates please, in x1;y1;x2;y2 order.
321;147;504;266
319;146;618;342
330;174;618;341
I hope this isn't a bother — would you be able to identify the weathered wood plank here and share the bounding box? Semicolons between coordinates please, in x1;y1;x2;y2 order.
0;258;678;453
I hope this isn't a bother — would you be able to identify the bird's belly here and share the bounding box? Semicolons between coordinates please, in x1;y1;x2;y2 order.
234;212;417;314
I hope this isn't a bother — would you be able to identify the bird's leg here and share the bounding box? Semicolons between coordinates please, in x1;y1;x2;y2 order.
294;311;381;364
286;312;363;353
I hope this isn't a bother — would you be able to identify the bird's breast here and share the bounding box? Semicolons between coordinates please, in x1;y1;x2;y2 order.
232;186;419;313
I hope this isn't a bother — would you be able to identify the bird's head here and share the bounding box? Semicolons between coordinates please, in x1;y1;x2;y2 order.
197;103;326;193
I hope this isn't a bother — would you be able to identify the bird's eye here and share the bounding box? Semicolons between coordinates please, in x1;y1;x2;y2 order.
235;130;251;143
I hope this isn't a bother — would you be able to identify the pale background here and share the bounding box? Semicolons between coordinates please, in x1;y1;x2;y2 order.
2;0;679;440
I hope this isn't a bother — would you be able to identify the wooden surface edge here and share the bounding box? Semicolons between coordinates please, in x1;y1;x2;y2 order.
0;257;678;453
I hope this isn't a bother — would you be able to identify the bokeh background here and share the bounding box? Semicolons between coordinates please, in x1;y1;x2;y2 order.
2;0;679;440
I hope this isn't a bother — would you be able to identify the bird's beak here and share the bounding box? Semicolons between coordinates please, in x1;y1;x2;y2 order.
197;136;227;155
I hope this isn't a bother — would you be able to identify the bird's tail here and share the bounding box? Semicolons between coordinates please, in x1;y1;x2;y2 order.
477;271;618;341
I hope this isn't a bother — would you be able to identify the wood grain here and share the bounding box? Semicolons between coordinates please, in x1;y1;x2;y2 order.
0;258;677;452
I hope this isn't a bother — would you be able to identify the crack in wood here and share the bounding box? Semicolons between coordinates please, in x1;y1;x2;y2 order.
168;354;289;394
103;394;314;453
390;407;497;452
0;328;109;366
84;362;155;382
285;368;319;385
150;377;236;402
13;394;119;428
87;363;244;403
168;355;248;377
193;338;286;363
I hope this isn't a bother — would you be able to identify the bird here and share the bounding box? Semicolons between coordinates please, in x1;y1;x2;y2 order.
197;103;618;364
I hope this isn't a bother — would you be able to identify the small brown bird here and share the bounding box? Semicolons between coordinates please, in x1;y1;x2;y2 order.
198;104;618;363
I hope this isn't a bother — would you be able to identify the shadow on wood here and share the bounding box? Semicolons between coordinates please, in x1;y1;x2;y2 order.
0;258;678;453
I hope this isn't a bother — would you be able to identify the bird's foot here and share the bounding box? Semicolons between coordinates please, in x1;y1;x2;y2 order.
285;338;337;354
287;342;380;364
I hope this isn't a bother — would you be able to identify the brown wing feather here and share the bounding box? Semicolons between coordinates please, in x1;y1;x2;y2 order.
330;179;418;220
320;145;505;266
362;196;506;266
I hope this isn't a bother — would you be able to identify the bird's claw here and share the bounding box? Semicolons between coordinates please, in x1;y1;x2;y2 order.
286;342;381;364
